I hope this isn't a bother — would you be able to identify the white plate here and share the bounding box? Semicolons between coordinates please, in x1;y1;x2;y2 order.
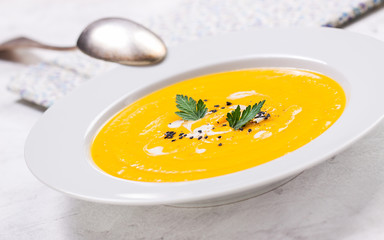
25;28;384;207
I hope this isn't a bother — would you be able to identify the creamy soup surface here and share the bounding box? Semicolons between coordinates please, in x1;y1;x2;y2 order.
91;68;346;182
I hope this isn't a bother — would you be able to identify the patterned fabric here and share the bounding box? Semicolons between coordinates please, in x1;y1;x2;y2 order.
7;0;384;107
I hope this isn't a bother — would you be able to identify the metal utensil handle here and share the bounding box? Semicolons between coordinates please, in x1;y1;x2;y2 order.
0;37;76;51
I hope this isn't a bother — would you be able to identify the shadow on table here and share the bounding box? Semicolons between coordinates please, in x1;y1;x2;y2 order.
0;49;43;65
16;99;47;112
61;122;384;240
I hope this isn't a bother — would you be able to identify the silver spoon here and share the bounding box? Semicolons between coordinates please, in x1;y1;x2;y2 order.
0;17;167;66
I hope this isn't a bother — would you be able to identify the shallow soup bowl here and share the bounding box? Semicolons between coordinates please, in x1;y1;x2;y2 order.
25;28;384;207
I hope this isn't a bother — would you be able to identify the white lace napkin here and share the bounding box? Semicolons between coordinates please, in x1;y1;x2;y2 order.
7;0;383;107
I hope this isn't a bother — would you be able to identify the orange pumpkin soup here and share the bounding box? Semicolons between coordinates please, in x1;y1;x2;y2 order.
91;68;346;182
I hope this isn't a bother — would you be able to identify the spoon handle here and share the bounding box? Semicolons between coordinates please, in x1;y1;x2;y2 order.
0;37;77;51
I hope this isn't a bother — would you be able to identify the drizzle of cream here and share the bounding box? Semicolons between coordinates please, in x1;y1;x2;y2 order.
183;120;195;132
253;118;265;124
186;124;231;138
130;162;206;175
143;145;177;157
278;106;302;132
167;120;184;128
167;119;230;138
292;108;302;116
276;69;321;79
227;91;257;100
229;104;247;110
252;116;266;124
140;116;165;135
167;119;197;132
254;130;272;139
195;148;206;154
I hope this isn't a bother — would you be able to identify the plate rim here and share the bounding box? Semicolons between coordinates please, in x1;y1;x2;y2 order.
25;27;384;205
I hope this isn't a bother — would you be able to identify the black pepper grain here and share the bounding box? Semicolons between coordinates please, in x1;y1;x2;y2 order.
218;136;222;139
189;136;194;139
218;143;223;146
222;124;227;127
198;136;203;140
214;105;220;108
226;102;232;106
248;129;252;132
239;127;243;131
164;131;176;139
172;139;176;142
198;130;202;133
204;136;208;139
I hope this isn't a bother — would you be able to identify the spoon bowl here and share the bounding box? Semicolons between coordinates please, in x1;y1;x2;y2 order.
77;18;167;66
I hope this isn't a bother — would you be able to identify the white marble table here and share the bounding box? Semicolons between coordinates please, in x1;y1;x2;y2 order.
2;1;384;239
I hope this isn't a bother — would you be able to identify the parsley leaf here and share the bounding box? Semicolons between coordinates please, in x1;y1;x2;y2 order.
175;94;208;121
226;100;266;130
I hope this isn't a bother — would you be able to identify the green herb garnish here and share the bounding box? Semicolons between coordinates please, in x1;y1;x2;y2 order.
175;94;208;121
226;100;266;130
